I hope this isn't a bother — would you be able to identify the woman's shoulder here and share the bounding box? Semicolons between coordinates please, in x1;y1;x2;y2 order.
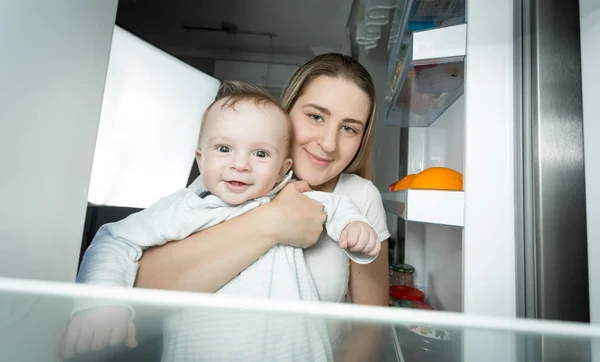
337;173;372;187
337;173;390;239
336;173;381;201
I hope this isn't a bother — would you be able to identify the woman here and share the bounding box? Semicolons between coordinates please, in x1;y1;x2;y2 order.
137;53;390;360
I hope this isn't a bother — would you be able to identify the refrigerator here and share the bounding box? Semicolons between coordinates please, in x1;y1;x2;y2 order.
360;0;594;359
1;0;599;361
408;0;590;319
357;0;590;322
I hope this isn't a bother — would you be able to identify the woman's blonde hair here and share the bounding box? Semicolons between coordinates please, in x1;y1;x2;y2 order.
280;53;376;181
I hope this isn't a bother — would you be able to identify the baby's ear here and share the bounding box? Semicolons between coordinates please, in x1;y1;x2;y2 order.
279;158;293;179
195;149;203;175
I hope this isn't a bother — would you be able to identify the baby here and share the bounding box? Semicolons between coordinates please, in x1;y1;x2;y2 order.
65;82;382;361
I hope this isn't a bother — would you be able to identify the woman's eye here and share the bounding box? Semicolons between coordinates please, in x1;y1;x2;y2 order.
217;145;231;153
254;150;269;158
310;114;323;123
342;125;357;134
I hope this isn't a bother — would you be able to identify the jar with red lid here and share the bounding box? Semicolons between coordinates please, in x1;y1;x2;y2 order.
391;299;433;310
388;285;425;306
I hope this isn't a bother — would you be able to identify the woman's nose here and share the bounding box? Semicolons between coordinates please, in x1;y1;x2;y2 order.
318;126;337;153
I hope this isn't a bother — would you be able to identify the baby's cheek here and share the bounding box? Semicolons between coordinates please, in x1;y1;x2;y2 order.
255;175;276;195
256;183;274;197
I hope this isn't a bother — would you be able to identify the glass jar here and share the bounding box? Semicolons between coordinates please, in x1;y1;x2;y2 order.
389;263;415;287
389;285;425;306
396;324;460;362
390;298;433;310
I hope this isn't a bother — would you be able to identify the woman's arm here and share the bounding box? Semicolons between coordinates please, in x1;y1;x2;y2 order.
134;182;326;292
335;240;389;362
348;240;389;306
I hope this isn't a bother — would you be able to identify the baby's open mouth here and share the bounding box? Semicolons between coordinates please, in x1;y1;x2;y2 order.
226;181;247;186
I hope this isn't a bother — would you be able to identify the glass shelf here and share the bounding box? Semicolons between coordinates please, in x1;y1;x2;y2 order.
385;24;467;127
382;189;465;227
0;277;598;362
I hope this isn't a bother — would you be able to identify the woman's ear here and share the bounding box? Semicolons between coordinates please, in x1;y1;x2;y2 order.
195;149;203;175
279;158;293;179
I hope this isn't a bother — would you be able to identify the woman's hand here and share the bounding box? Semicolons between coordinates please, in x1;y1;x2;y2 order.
266;181;326;248
134;180;326;292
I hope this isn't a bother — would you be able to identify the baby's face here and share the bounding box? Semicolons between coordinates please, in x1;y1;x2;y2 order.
196;101;292;205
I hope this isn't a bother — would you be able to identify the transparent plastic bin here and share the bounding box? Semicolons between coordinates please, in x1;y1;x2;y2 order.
386;0;466;100
385;24;466;128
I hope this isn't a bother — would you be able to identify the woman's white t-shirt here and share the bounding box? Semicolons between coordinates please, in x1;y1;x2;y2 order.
304;173;391;303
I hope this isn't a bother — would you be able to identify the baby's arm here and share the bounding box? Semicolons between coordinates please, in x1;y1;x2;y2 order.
303;191;381;264
65;189;205;357
79;189;197;287
77;188;240;287
65;187;244;358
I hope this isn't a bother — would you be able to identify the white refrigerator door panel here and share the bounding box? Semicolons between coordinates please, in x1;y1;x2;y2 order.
463;0;518;361
0;0;118;283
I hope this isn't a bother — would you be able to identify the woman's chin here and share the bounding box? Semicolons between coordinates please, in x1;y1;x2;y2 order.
293;171;318;186
297;174;338;192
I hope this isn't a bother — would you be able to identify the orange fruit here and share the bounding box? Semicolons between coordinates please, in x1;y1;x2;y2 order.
393;174;416;191
409;167;463;190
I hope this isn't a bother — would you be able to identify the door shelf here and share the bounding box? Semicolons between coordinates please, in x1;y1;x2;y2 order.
387;0;466;90
382;189;465;227
385;24;467;128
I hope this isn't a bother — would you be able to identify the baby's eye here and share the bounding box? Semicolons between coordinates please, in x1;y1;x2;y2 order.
254;150;269;158
217;145;231;153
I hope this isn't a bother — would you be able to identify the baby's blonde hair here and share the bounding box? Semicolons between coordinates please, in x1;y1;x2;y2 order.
215;80;271;100
197;81;292;154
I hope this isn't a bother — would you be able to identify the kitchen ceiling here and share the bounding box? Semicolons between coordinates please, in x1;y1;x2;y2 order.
117;0;356;64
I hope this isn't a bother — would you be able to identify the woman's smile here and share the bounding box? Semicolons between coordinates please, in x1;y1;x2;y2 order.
304;148;332;167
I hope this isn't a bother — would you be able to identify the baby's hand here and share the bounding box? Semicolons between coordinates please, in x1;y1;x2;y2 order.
340;221;381;257
60;306;137;359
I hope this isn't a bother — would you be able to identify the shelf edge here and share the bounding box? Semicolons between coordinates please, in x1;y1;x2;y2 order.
382;189;465;227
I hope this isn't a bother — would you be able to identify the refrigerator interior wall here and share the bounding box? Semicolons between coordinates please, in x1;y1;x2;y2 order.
404;95;465;312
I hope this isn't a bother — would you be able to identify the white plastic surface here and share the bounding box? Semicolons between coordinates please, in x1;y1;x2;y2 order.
87;26;220;208
412;23;467;63
462;0;518;361
382;189;465;227
0;1;118;283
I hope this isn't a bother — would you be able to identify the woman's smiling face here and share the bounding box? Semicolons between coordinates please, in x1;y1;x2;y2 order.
288;75;372;191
